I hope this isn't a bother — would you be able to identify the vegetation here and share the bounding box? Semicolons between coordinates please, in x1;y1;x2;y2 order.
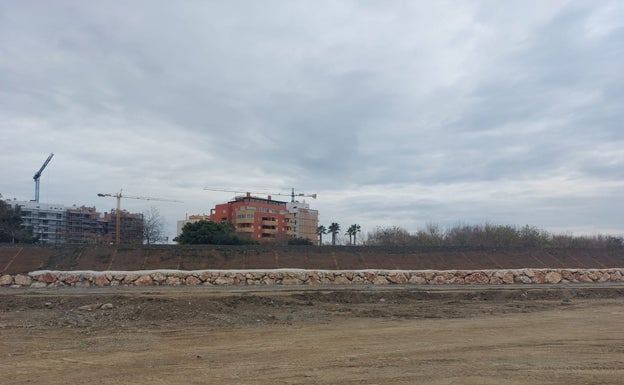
365;223;623;249
0;196;36;243
346;224;361;245
316;225;327;246
287;237;313;245
173;220;255;245
143;206;166;244
328;222;340;246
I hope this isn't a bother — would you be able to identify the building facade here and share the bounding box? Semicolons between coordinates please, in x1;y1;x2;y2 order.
286;200;319;241
10;201;67;244
104;210;144;244
66;205;106;244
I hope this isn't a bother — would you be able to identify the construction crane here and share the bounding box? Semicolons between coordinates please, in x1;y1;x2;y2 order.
33;153;54;202
204;187;317;202
97;191;182;245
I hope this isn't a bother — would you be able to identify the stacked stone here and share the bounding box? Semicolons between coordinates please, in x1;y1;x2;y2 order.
1;268;623;288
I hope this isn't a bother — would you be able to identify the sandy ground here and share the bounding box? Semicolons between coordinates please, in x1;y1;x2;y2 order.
1;285;624;384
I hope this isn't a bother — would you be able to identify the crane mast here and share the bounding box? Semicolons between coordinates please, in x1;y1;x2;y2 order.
33;153;54;203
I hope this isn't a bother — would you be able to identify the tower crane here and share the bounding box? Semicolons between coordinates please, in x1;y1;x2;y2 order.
203;187;317;202
33;153;54;202
97;191;182;244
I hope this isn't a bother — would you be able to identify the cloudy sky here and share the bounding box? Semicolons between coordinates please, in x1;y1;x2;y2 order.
1;0;622;241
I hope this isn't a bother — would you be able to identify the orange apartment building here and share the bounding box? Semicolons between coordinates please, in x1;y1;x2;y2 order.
208;192;318;242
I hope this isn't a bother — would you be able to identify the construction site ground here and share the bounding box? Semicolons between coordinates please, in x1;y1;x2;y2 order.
2;284;624;384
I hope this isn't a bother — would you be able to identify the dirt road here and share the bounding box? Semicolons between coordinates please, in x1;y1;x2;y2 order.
1;285;623;384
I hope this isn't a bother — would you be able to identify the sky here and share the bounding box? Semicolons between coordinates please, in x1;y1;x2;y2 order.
1;0;623;242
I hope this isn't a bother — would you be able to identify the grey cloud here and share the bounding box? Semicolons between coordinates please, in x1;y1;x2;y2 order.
1;1;622;238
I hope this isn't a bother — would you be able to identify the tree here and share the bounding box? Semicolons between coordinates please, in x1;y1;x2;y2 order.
316;225;327;246
143;206;166;244
346;225;353;245
288;237;313;245
366;226;411;246
328;222;340;246
347;224;361;245
174;220;251;245
354;224;361;245
0;196;35;244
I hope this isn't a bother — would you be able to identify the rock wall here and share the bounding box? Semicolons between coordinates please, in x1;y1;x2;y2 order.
1;268;623;288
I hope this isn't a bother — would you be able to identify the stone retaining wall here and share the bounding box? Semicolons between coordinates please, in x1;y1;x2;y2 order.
1;268;623;288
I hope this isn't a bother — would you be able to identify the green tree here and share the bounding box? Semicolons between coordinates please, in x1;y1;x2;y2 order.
288;237;313;245
316;225;327;246
328;222;340;246
173;220;250;245
0;197;35;243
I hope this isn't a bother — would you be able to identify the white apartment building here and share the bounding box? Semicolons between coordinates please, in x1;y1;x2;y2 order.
8;200;67;244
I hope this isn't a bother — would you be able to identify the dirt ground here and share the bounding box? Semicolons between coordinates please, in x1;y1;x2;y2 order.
1;285;624;385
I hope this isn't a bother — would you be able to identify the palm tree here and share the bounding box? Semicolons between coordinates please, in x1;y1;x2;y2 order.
347;224;361;245
346;225;355;245
316;225;327;246
352;224;361;245
328;222;340;246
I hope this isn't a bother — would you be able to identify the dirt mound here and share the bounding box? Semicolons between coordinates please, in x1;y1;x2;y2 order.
1;244;623;274
2;286;622;331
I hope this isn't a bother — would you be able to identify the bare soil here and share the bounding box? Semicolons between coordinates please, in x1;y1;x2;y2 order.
2;244;623;274
1;285;624;384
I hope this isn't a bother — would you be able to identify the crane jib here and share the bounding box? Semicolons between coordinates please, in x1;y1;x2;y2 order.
33;153;54;180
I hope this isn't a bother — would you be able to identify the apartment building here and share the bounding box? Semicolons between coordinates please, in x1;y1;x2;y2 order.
104;210;144;244
5;199;144;244
66;205;106;243
208;192;318;243
286;200;319;242
10;201;66;244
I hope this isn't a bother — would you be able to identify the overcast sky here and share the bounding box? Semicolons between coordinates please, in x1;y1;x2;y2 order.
1;1;622;242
